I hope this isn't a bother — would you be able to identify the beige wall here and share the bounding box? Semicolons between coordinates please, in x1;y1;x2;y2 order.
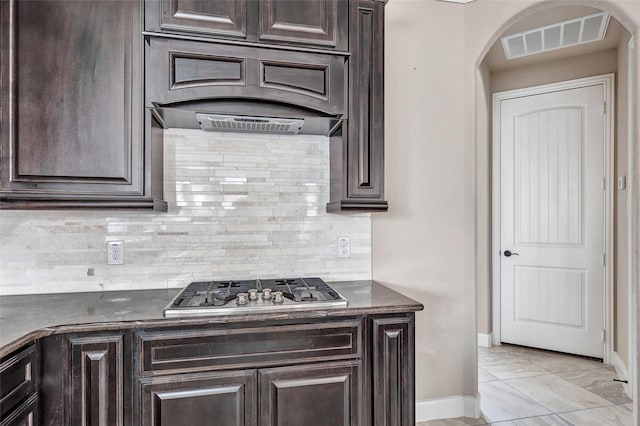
615;31;631;368
377;0;473;400
376;0;640;410
491;48;618;92
476;62;493;335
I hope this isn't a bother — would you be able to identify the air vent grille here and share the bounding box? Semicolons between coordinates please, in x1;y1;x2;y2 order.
196;113;304;134
502;12;610;60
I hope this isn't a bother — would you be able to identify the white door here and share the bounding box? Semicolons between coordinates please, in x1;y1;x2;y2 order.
499;84;605;358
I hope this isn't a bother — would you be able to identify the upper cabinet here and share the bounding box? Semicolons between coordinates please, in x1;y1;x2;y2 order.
328;0;387;212
145;0;349;51
1;0;386;212
257;0;348;50
145;0;248;39
0;0;166;210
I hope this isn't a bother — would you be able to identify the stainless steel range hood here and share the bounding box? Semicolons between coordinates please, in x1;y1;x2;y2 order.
150;100;342;136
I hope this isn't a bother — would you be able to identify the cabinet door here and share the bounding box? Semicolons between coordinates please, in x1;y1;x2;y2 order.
68;334;125;426
0;0;162;209
0;394;38;426
371;317;415;426
0;345;38;426
258;361;360;426
139;370;257;426
327;0;387;212
146;0;247;39
258;0;348;50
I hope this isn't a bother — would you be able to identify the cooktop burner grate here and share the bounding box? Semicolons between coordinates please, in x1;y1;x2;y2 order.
164;277;348;317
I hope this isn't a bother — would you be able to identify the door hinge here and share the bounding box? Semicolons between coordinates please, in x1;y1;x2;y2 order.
602;101;607;115
602;253;606;267
601;329;606;343
603;177;606;190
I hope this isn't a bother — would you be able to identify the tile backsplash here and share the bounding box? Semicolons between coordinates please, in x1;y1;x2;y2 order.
0;129;372;295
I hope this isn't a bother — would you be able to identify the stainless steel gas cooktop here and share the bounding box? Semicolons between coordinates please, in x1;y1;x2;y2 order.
164;277;348;317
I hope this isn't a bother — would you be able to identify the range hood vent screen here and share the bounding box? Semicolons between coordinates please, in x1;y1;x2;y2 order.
196;113;304;134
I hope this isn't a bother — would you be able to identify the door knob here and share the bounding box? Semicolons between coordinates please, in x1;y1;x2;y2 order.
503;250;519;257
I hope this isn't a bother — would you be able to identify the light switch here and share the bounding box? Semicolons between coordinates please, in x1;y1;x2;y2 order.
618;176;626;190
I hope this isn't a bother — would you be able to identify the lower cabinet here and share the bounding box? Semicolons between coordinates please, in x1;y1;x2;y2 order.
139;370;257;426
67;334;125;426
258;361;360;426
0;344;38;426
138;361;359;426
34;313;416;425
0;394;38;426
372;317;415;426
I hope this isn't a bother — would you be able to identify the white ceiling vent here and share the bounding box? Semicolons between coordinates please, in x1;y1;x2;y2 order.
501;12;610;60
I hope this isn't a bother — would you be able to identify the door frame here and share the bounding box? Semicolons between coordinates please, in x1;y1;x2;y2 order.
491;74;615;363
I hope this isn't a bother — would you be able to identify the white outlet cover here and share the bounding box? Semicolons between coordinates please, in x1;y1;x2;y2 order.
337;236;351;258
107;241;124;265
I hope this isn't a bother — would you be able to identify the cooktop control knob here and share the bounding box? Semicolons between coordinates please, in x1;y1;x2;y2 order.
262;288;272;299
236;293;249;305
248;289;258;300
273;291;284;303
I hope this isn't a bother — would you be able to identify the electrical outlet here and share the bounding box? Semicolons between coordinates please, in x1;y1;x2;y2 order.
107;241;124;265
337;236;351;258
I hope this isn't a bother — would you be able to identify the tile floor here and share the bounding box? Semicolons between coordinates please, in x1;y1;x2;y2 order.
417;344;633;425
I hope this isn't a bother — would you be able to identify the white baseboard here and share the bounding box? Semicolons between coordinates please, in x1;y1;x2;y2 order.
612;351;632;398
477;332;492;348
416;394;481;422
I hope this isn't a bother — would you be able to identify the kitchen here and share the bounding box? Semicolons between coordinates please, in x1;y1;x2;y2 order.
1;0;639;425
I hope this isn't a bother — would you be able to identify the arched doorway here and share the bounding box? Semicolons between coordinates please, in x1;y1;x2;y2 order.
473;1;637;422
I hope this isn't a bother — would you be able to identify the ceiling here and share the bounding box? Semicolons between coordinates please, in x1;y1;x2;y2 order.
484;6;627;72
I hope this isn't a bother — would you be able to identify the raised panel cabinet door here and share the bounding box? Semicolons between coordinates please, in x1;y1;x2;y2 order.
258;361;361;426
68;335;125;426
145;0;248;38
258;0;348;50
0;345;36;420
327;0;386;212
0;394;38;426
0;0;152;206
347;0;385;202
371;317;415;426
139;370;257;426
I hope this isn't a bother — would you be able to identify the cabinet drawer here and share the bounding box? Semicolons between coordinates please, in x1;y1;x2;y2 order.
136;320;361;375
0;344;36;420
146;37;346;116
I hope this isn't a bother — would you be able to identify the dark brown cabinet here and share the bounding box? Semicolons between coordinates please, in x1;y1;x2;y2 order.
133;319;363;425
146;0;348;51
67;335;125;426
146;37;346;116
258;0;348;50
139;370;257;426
328;0;387;212
147;0;248;39
259;361;360;426
19;311;415;425
372;317;415;426
0;344;38;426
0;0;165;210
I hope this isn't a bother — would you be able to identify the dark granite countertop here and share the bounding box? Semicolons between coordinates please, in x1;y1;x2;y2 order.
0;280;423;357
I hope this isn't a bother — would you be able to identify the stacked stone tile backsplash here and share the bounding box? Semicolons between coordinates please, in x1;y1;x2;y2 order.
0;130;371;295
